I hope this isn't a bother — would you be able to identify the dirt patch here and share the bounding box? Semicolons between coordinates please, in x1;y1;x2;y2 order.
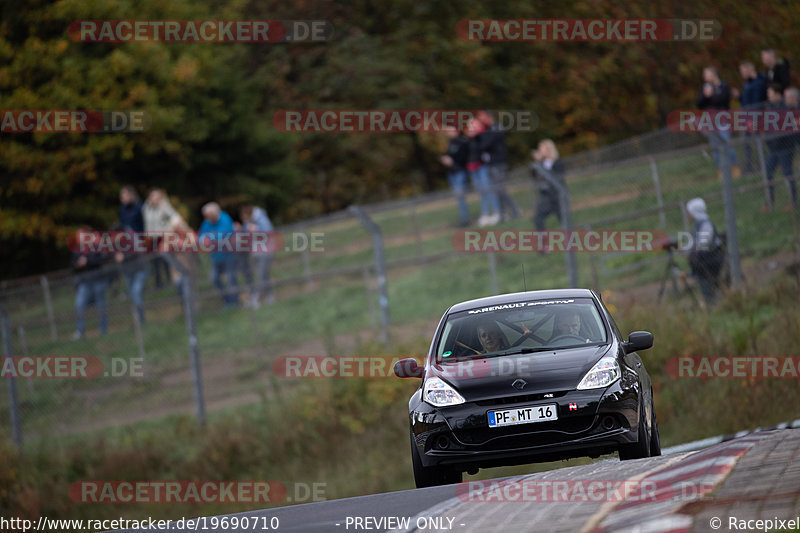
572;189;641;211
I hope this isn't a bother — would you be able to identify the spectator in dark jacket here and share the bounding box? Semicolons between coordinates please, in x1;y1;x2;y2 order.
737;61;767;108
465;118;500;227
116;186;148;324
477;110;521;222
72;228;111;340
761;49;791;91
531;139;566;233
440;129;471;227
785;87;800;155
735;61;767;173
764;84;796;209
119;185;144;232
697;67;740;179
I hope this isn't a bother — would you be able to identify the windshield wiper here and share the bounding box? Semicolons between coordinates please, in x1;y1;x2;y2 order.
484;347;555;358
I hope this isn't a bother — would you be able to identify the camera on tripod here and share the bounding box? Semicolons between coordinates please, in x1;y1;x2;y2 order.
661;238;680;251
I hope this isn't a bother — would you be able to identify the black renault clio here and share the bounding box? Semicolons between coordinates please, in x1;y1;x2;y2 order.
394;288;659;488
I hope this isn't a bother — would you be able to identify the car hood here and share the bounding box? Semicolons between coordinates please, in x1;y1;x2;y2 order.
429;343;613;401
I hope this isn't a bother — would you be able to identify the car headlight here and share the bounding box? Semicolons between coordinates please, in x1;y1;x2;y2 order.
576;356;621;390
423;377;465;407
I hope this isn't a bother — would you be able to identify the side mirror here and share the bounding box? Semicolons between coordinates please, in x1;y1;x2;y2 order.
623;331;654;354
394;358;424;378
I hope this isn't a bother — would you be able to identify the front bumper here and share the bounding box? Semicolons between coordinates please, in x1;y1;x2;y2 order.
410;381;639;469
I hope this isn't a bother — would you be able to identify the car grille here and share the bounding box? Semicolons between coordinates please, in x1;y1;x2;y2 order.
474;391;569;406
453;416;596;448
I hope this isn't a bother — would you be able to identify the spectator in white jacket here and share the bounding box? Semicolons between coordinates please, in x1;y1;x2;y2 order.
143;189;181;289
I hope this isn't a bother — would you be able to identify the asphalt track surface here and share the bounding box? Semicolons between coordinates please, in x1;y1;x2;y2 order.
119;427;800;533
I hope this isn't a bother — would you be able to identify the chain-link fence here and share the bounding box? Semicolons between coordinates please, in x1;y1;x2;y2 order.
2;124;799;448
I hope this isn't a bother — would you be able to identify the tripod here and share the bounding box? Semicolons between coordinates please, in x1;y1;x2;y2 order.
656;246;699;305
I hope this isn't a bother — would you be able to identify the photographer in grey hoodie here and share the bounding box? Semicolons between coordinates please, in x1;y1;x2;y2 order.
686;197;725;306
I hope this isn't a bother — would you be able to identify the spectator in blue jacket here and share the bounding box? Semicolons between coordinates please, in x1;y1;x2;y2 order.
199;202;239;307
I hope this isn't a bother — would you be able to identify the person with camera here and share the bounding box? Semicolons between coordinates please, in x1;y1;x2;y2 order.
686;198;725;307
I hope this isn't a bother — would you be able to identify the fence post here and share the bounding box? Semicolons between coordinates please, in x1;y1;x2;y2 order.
410;201;423;258
300;228;313;292
362;266;377;326
679;199;691;234
755;135;772;211
532;162;579;287
348;206;390;343
17;326;34;394
132;307;147;377
585;224;600;291
650;157;667;228
164;255;206;425
40;276;57;340
528;176;538;218
1;307;23;450
711;133;744;288
184;269;205;425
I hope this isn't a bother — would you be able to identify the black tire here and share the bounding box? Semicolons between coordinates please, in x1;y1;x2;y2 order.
619;405;651;461
410;431;462;488
649;401;662;457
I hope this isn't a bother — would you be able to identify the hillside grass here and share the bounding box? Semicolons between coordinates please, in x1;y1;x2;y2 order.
3;272;800;529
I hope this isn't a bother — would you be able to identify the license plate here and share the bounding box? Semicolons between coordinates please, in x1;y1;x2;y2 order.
487;404;558;428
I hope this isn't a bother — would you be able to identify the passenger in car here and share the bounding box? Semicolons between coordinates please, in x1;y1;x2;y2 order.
476;320;510;353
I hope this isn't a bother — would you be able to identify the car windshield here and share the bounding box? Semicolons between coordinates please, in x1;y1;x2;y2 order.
436;298;607;361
